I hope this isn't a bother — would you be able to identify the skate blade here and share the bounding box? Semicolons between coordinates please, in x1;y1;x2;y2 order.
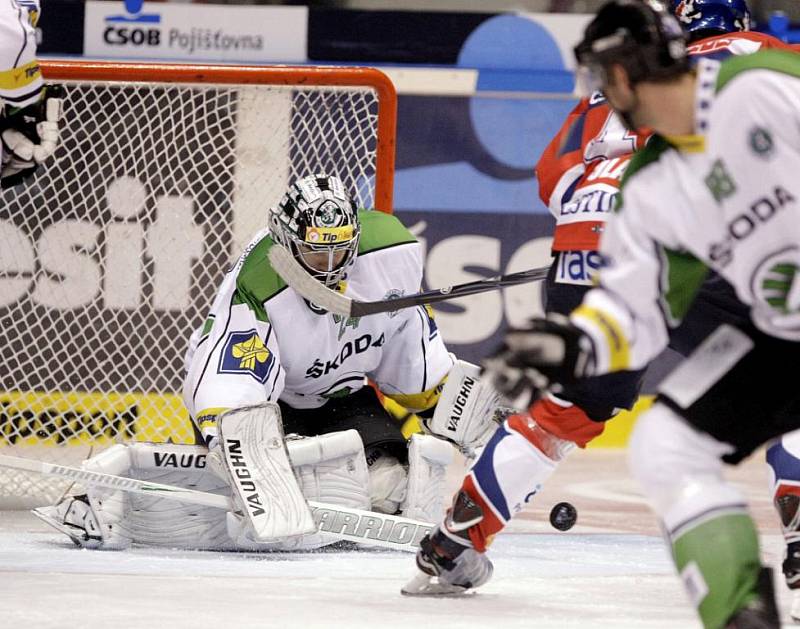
31;507;84;547
400;571;474;597
790;590;800;622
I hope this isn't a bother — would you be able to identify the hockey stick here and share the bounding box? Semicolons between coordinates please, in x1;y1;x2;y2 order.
268;244;549;317
0;454;431;552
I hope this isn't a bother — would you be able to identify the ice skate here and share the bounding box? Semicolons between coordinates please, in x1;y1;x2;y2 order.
33;494;104;549
401;490;493;596
783;541;800;623
724;568;780;629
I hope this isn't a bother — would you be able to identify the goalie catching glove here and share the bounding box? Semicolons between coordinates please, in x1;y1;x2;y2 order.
1;84;65;188
482;315;596;401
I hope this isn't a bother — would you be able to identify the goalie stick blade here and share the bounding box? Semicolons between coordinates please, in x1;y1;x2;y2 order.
269;242;550;318
0;453;232;510
268;244;353;316
307;501;433;553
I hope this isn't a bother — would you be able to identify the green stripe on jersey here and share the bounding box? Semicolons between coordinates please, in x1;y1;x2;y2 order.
235;235;286;322
672;512;761;629
717;49;800;93
358;210;417;254
659;247;709;325
200;316;215;339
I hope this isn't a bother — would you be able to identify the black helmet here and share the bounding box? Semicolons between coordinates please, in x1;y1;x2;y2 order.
574;0;690;90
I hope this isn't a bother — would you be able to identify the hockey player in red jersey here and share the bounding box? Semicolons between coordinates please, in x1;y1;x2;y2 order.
403;0;799;602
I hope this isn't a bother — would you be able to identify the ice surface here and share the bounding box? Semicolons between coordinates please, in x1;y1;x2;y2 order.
0;450;792;628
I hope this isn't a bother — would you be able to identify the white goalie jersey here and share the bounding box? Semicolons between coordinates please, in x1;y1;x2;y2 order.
183;210;454;442
0;0;43;110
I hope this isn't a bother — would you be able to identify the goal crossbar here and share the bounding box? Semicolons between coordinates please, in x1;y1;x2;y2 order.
40;60;397;213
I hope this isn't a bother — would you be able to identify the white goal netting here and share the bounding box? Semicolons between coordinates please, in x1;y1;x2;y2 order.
0;62;396;508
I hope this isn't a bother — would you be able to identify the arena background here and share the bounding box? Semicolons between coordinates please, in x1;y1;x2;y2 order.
24;0;799;448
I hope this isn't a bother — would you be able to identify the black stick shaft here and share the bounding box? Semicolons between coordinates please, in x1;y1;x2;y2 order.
351;266;549;316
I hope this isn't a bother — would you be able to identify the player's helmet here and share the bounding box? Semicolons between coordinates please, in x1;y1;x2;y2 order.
574;0;690;92
268;174;360;289
672;0;751;41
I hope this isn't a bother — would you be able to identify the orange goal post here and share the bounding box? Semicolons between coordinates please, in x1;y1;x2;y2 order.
0;60;397;507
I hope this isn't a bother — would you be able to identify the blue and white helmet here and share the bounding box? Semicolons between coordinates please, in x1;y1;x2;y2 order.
672;0;751;38
268;174;360;289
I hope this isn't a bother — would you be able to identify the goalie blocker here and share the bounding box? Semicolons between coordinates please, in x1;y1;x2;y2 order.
422;360;504;455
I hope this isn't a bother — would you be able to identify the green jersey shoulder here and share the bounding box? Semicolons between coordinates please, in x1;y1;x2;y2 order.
234;235;285;321
716;49;800;92
357;210;417;255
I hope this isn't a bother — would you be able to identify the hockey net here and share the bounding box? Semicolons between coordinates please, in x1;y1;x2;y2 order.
0;61;396;508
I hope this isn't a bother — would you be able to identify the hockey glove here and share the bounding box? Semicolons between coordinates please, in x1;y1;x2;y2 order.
483;314;595;400
1;84;65;188
423;360;503;454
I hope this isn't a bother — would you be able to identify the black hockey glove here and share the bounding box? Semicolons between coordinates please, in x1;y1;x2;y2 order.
1;84;65;188
482;314;595;401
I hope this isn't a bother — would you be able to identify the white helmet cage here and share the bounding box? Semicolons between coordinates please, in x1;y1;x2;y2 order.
269;174;361;288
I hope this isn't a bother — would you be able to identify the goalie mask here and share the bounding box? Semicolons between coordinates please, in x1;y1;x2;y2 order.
268;174;360;289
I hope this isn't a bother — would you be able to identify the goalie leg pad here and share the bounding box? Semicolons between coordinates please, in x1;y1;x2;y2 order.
228;430;373;551
268;429;372;551
79;445;134;550
288;429;370;509
219;403;316;543
426;360;501;452
36;442;237;550
402;434;454;523
115;442;233;549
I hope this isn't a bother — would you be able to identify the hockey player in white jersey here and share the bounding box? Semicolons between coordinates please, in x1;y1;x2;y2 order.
670;1;800;621
0;0;62;188
36;174;500;552
402;0;800;606
479;1;800;627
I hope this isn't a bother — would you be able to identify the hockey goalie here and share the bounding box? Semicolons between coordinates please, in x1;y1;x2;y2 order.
0;0;63;189
34;174;502;552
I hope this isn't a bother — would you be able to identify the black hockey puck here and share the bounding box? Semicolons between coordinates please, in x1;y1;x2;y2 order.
549;501;577;531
